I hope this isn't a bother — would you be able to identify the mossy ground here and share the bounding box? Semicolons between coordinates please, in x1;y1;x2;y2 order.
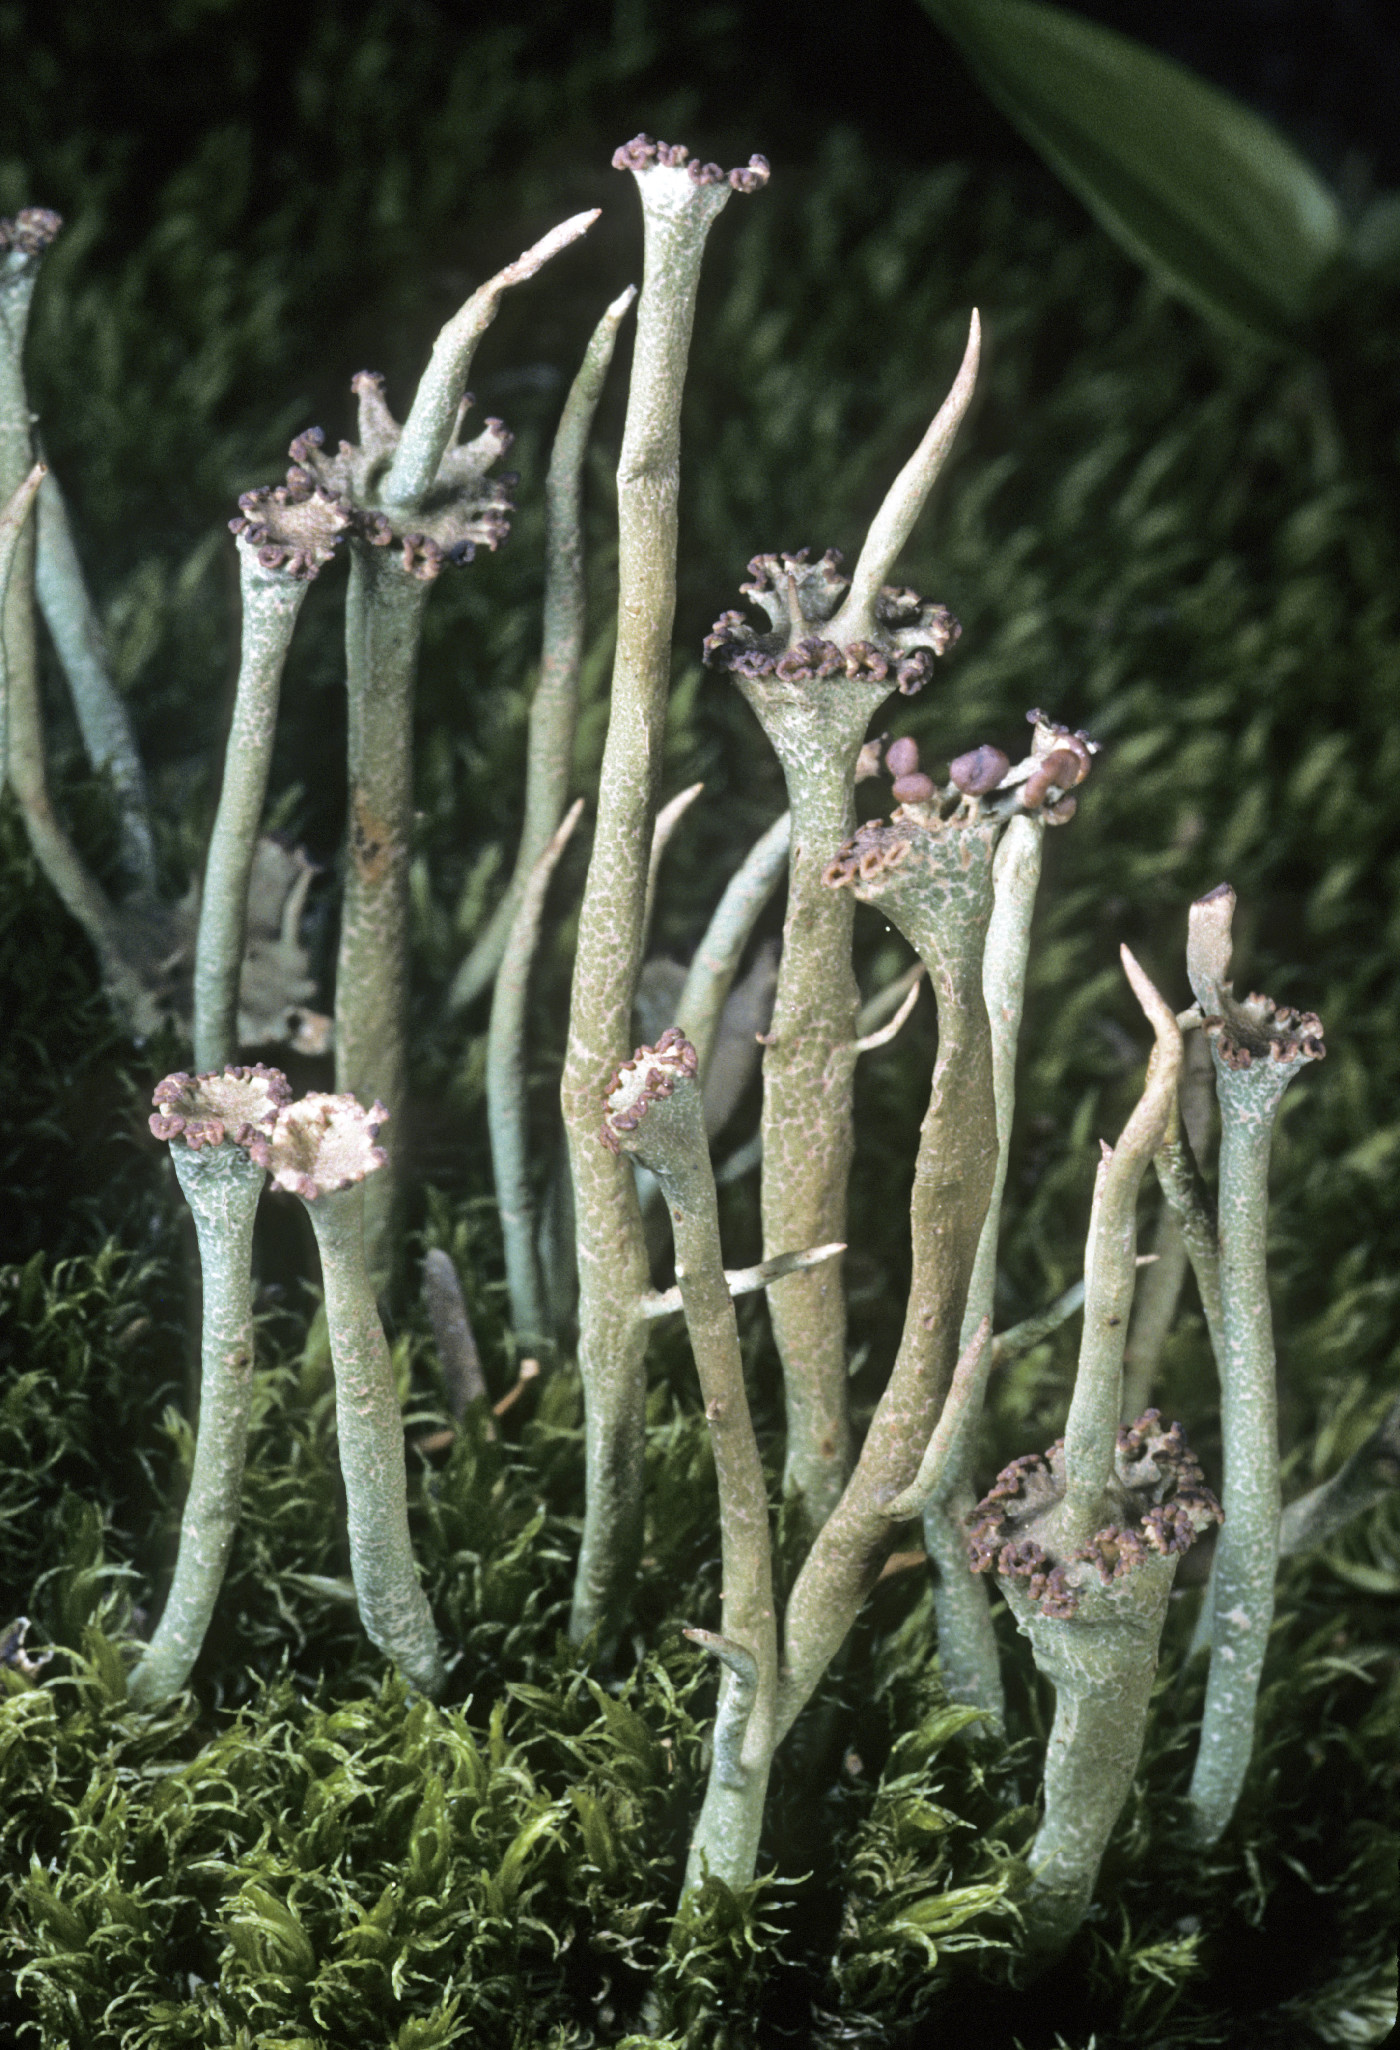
1;5;1397;2043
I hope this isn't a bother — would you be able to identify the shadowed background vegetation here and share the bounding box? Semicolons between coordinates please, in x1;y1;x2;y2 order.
1;1;1397;2042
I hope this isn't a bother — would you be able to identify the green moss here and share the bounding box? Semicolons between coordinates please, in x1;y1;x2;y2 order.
1;4;1397;2038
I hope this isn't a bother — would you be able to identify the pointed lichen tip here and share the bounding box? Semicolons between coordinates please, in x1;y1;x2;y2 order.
1119;945;1178;1043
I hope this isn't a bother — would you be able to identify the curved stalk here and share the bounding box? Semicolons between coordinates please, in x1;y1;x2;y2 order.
268;1091;445;1697
704;328;980;1542
450;285;636;1011
487;797;584;1352
884;1319;993;1521
644;779;705;942
561;138;767;1645
134;1065;290;1705
382;211;599;515
0;462;44;784
194;540;317;1069
602;1032;778;1892
130;1138;265;1705
924;808;1043;1722
777;799;999;1733
833;313;981;641
304;1182;445;1697
1184;885;1324;1844
35;466;156;892
2;215;163;1033
1060;950;1182;1549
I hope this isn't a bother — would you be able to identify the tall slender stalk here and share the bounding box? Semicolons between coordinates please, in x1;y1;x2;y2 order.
602;1031;779;1892
194;515;348;1070
775;780;1000;1728
451;286;636;1012
0;463;44;782
133;1066;290;1706
275;220;592;1277
335;543;431;1274
1;209;166;1033
380;212;599;516
920;739;1054;1722
703;317;980;1540
1184;884;1324;1845
267;1091;445;1698
1060;951;1184;1546
35;467;156;893
561;137;768;1645
488;797;584;1351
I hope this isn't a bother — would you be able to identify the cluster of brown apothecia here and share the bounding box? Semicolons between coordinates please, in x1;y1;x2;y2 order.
230;369;516;583
966;1408;1223;1621
599;1025;700;1155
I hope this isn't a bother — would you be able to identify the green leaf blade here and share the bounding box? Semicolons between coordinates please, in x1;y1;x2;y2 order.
919;0;1346;343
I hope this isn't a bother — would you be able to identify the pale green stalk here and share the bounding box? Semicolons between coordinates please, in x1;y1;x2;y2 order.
716;318;980;1542
302;1177;445;1698
0;463;44;786
487;797;584;1352
924;809;1043;1721
602;1032;778;1893
1060;950;1183;1549
35;467;156;892
1184;885;1324;1845
750;737;861;1527
968;960;1212;1963
676;809;791;1079
194;541;315;1069
1124;1028;1221;1420
833;312;981;638
381;212;599;514
1008;1559;1177;1963
1152;1088;1225;1355
130;1139;264;1706
421;1247;488;1420
1119;1205;1189;1424
884;1320;994;1519
0;225;46;800
335;547;431;1277
560;139;766;1644
336;219;592;1277
1;216;160;1032
777;802;998;1734
451;286;636;1012
993;1277;1085;1361
855;958;924;1037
